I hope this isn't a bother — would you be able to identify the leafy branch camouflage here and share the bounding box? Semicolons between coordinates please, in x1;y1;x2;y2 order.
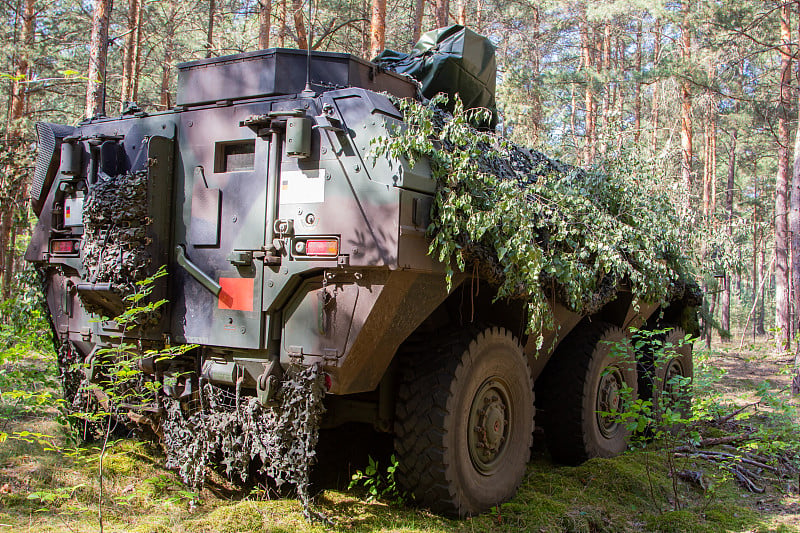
377;95;698;342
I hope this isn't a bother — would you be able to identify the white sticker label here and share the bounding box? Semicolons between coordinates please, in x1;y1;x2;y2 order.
64;197;84;227
279;169;325;204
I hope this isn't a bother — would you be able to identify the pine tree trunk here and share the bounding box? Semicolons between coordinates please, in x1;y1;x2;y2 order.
634;20;642;142
721;129;737;340
160;3;176;109
131;0;143;101
435;0;448;27
703;111;718;222
580;14;595;164
751;185;761;340
279;0;287;46
599;23;611;159
86;0;113;119
10;0;35;128
120;0;140;110
711;113;717;215
2;213;19;300
259;0;272;49
776;3;793;347
706;289;718;349
753;158;760;339
206;0;215;58
702;114;709;219
758;244;766;335
792;8;800;355
360;0;368;57
570;83;578;154
530;5;542;145
651;18;661;155
680;2;693;210
292;0;307;49
1;0;35;298
369;0;386;59
412;0;425;44
456;0;465;25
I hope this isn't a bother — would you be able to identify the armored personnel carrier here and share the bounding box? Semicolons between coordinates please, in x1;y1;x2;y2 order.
26;32;697;517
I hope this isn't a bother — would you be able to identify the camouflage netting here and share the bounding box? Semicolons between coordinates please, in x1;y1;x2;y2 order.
162;364;327;520
387;96;701;324
81;170;153;315
56;341;109;441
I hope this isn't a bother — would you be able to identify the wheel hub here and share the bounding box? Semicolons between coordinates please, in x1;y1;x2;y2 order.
596;367;624;438
468;378;511;474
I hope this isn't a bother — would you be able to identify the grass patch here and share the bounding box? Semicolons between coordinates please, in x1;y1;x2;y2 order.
0;337;797;532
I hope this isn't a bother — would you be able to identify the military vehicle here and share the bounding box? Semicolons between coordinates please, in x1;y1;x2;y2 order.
25;28;697;517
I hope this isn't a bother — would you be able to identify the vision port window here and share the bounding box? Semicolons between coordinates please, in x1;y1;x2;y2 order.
214;140;255;173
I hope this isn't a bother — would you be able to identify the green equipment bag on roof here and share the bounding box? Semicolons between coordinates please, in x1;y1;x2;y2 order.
374;25;497;128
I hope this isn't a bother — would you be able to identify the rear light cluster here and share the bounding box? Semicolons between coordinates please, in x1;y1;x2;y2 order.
293;238;339;258
50;239;80;255
306;239;338;256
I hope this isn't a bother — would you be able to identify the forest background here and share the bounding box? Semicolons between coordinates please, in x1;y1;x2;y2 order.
1;0;800;530
2;0;800;362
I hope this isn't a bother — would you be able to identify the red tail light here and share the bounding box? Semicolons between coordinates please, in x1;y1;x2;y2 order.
305;239;338;256
51;240;79;254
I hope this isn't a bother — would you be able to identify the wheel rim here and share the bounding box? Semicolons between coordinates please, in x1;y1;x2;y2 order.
468;377;512;475
663;358;684;404
596;367;624;438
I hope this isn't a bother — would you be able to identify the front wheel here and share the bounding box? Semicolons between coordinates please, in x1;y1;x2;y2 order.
394;326;534;517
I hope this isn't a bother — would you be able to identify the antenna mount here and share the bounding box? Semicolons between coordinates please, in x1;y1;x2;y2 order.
300;0;315;97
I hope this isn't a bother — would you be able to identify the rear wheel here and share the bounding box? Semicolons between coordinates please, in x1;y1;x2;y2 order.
539;322;637;465
394;326;534;517
638;326;693;420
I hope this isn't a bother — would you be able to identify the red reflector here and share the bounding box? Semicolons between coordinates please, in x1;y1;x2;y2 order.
305;239;338;256
324;373;332;391
51;240;76;254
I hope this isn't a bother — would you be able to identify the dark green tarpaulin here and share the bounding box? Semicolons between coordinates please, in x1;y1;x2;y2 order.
374;25;497;127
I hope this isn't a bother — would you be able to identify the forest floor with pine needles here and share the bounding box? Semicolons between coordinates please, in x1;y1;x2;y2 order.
0;334;799;533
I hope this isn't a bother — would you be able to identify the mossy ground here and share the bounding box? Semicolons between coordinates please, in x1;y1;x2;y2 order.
1;337;798;532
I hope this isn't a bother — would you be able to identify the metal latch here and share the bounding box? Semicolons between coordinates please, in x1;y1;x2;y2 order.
323;348;340;364
274;219;294;236
314;105;343;133
288;346;303;363
227;250;253;267
240;109;306;135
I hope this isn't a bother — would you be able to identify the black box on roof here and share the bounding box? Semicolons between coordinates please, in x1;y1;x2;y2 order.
176;48;417;106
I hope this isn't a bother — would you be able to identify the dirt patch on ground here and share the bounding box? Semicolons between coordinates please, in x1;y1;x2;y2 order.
705;336;799;411
703;336;800;531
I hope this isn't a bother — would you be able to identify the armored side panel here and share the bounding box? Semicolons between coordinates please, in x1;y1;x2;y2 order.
171;101;273;349
27;115;176;352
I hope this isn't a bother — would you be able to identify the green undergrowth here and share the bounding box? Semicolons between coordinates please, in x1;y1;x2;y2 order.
0;420;789;532
1;333;798;532
500;453;764;533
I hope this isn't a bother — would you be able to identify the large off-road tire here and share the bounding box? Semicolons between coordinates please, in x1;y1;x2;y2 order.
538;322;637;465
394;326;534;517
638;326;693;419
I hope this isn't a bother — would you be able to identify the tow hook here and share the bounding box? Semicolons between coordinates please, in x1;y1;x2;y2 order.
257;359;283;406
